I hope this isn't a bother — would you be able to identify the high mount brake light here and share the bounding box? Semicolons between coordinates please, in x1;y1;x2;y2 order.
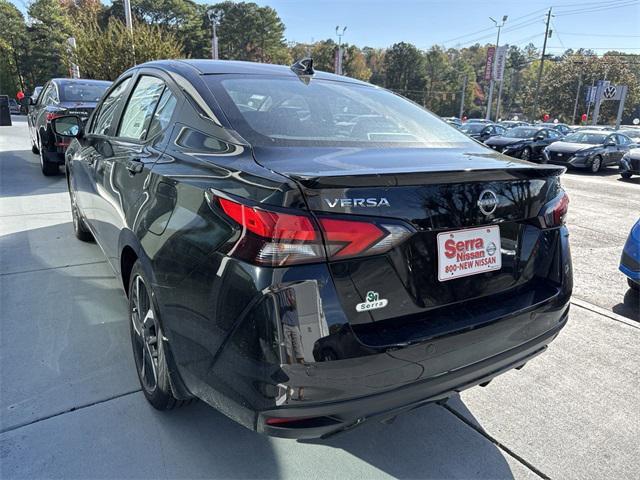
215;196;412;266
538;190;569;228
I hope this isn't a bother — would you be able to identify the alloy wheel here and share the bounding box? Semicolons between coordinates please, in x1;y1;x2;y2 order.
521;148;531;161
591;156;602;173
130;275;159;392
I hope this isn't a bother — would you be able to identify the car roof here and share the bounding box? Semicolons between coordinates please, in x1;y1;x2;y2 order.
574;130;611;135
139;59;372;86
50;78;112;86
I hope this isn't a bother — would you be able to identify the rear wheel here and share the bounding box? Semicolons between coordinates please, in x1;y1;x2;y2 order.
590;156;603;173
129;262;191;410
39;135;58;176
70;188;93;242
620;171;632;179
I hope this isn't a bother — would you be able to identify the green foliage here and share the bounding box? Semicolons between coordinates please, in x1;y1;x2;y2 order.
384;42;426;103
71;18;183;81
211;1;290;63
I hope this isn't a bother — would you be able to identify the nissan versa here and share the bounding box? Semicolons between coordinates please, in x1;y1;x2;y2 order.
53;59;572;439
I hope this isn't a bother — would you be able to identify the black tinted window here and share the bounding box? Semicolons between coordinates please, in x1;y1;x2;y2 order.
60;82;110;102
208;76;470;147
146;88;178;139
118;76;165;140
92;78;132;136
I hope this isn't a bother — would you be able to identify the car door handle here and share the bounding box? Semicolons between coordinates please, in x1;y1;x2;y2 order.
125;158;144;174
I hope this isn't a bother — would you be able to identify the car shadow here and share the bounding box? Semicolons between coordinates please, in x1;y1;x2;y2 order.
617;176;640;185
564;167;621;178
0;149;67;197
612;287;640;322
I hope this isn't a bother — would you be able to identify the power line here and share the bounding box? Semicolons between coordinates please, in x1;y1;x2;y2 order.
555;0;639;16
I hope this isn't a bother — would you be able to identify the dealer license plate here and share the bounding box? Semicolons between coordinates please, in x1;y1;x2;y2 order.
437;226;502;282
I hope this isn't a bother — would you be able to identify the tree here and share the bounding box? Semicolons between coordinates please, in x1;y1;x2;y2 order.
363;47;385;86
212;1;289;63
0;0;29;92
71;18;183;80
27;0;75;85
343;45;371;81
107;0;208;58
383;42;426;103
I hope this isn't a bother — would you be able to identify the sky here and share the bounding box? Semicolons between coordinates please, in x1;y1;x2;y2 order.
10;0;640;53
248;0;640;53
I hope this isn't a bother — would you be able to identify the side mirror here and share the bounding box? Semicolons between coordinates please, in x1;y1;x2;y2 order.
29;97;37;106
51;115;83;138
604;139;616;147
534;134;545;141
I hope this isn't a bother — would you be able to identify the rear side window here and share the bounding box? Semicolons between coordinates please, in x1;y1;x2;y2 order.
92;78;132;136
146;88;178;139
118;76;166;140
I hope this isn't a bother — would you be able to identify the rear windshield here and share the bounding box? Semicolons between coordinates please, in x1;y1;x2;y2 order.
60;82;111;102
505;127;539;138
206;76;471;148
563;132;607;144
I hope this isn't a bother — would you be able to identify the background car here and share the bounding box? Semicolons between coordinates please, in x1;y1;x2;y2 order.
55;59;571;440
543;122;573;135
442;116;462;128
619;147;640;179
485;126;563;162
27;78;111;175
543;130;633;173
499;120;530;129
8;98;21;115
459;122;507;142
620;219;640;291
618;129;640;146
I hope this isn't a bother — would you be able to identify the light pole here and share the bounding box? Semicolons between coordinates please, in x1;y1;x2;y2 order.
123;0;136;64
335;26;347;75
485;15;507;120
208;9;222;60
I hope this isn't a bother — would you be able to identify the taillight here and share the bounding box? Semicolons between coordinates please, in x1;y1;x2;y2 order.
46;112;63;123
214;195;412;266
218;197;324;266
538;190;569;228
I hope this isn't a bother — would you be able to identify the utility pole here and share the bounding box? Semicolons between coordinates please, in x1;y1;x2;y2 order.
123;0;136;64
571;74;582;124
208;9;222;60
496;68;508;120
459;74;467;119
531;8;552;121
485;15;508;120
336;26;347;75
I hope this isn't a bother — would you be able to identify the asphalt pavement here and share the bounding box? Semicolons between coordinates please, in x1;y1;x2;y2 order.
1;116;638;479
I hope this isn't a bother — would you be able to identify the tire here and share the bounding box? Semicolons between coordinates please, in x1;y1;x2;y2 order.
31;142;39;154
69;188;93;242
629;278;640;291
620;171;632;179
590;156;603;173
38;135;58;176
128;261;191;410
521;147;532;161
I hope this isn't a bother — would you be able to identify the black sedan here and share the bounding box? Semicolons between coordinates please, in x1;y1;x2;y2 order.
459;122;507;142
485;126;563;162
543;122;573;135
543;130;633;173
619;148;640;178
53;59;571;439
28;78;111;175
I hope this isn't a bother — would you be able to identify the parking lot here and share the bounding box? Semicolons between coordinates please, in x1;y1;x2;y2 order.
0;115;638;479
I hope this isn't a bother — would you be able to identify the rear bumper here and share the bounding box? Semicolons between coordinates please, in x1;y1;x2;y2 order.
259;305;568;439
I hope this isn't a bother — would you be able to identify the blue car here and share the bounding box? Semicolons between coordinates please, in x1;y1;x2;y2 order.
620;219;640;290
